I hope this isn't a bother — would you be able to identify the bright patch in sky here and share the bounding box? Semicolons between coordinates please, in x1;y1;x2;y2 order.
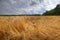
0;0;60;15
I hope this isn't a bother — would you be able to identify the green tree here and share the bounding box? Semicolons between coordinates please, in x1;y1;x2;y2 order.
42;4;60;15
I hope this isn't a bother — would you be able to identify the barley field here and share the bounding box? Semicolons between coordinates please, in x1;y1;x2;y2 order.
0;16;60;40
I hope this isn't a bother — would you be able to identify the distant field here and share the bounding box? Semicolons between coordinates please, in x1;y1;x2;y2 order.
0;16;60;40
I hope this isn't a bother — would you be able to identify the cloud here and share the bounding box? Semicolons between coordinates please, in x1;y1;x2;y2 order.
41;0;60;10
0;0;60;15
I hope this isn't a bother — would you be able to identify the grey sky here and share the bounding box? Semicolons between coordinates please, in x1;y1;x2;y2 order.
0;0;60;15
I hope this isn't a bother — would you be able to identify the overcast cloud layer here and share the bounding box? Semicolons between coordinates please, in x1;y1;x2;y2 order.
0;0;60;15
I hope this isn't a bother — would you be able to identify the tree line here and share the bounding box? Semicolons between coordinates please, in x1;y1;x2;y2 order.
33;4;60;16
42;4;60;15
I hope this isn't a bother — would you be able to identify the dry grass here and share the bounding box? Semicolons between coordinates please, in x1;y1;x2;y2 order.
0;16;60;40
